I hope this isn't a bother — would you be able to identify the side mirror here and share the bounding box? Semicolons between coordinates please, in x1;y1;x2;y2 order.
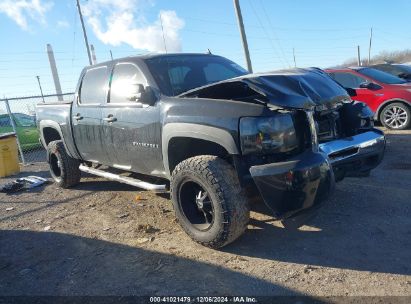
127;84;157;105
345;87;357;97
127;83;145;102
140;86;157;106
359;82;382;91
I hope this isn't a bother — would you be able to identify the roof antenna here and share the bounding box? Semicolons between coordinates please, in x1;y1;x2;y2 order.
207;49;212;54
159;12;168;53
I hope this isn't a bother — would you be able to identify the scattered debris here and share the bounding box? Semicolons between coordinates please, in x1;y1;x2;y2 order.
6;207;14;211
43;226;51;231
154;259;164;271
136;237;150;244
34;219;42;224
19;268;32;275
303;265;317;274
135;195;147;202
102;227;111;231
137;224;158;234
0;176;48;194
117;213;129;219
136;237;155;244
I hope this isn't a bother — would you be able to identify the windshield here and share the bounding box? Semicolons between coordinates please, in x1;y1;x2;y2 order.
396;65;411;74
145;55;248;96
357;68;406;84
14;113;36;127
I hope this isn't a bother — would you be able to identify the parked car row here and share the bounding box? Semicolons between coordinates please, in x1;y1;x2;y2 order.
326;64;411;130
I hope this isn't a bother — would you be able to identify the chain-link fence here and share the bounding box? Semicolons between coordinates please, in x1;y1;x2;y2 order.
0;93;74;164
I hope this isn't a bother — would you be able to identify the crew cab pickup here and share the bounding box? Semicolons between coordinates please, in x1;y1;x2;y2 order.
36;54;385;248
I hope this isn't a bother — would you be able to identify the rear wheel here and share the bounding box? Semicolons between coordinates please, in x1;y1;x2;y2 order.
171;155;250;249
47;140;81;188
380;102;410;130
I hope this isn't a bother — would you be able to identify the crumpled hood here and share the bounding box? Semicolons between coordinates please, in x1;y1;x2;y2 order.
180;68;352;111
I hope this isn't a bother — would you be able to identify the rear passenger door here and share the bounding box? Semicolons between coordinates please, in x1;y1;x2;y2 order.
71;66;110;163
101;62;162;175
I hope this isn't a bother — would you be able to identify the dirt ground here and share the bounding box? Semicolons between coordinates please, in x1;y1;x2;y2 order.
0;128;410;298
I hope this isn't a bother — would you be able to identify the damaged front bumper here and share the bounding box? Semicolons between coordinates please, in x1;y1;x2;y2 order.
249;128;385;222
319;128;386;177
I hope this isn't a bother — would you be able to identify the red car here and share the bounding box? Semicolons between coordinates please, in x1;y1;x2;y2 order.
326;67;411;129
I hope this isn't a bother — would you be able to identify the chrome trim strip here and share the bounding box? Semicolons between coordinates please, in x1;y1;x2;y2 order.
319;129;385;164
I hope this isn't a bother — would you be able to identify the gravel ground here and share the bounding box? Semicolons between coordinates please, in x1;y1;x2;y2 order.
0;129;410;297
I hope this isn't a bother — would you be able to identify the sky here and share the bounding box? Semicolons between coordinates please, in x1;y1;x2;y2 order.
1;0;411;100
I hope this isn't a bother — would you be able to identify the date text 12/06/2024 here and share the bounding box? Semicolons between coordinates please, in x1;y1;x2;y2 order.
149;296;258;303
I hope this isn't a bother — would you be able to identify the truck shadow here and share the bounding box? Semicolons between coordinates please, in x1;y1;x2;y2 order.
0;230;320;299
224;198;410;276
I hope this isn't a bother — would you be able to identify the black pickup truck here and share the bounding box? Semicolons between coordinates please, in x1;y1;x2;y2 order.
36;53;385;248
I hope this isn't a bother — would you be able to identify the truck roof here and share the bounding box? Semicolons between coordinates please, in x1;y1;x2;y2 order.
89;53;219;67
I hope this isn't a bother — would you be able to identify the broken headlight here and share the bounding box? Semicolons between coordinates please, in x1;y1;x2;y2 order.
240;114;299;155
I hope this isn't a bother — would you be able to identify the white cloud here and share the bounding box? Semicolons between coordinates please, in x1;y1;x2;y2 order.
0;0;53;30
82;0;185;53
57;20;70;29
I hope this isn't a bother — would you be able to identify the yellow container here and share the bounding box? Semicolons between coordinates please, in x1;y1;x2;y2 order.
0;133;20;177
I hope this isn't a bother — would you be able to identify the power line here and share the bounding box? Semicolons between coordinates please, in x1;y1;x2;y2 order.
258;0;290;67
247;0;288;68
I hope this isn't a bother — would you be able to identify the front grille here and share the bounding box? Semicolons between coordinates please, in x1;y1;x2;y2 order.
315;111;340;143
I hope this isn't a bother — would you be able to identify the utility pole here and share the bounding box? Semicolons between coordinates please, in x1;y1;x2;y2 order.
233;0;253;73
368;27;373;65
293;48;297;68
46;44;63;101
76;0;92;65
357;45;361;66
110;50;113;61
159;12;168;53
36;76;45;103
90;44;97;64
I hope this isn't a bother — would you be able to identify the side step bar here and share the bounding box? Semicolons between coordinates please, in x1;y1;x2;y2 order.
79;165;167;193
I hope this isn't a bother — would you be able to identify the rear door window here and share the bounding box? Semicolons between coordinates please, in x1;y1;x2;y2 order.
80;66;108;104
332;72;366;88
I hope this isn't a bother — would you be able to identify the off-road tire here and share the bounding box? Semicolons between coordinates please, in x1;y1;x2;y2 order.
47;140;81;188
171;155;250;249
380;102;410;130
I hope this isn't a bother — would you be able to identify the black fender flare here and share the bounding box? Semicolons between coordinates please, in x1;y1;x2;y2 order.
162;123;239;177
39;120;77;160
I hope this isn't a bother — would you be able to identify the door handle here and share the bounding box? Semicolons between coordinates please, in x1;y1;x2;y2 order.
103;115;117;123
73;114;83;121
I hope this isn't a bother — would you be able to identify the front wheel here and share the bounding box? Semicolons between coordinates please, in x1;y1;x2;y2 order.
171;155;250;249
380;102;410;130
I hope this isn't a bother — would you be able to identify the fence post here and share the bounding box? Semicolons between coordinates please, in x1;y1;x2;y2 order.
4;99;26;165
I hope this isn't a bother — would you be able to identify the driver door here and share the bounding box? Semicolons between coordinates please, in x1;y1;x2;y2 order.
101;62;162;175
